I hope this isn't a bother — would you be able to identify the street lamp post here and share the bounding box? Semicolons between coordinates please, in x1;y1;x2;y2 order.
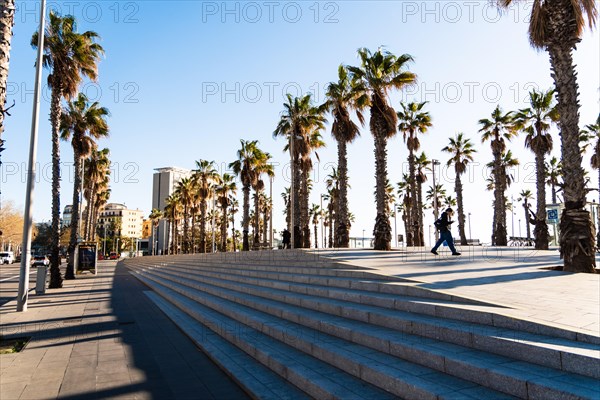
468;212;472;242
17;0;47;312
269;175;273;249
432;159;441;242
320;194;324;249
511;195;515;238
362;229;366;248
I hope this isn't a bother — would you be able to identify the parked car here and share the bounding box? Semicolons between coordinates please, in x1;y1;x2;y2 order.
109;252;118;260
31;255;49;267
0;251;15;264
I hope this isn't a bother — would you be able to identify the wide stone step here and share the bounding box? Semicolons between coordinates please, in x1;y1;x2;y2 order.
137;275;400;400
135;263;600;381
144;291;310;400
134;270;515;400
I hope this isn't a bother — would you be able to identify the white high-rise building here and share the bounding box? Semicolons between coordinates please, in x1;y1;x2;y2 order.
150;167;192;254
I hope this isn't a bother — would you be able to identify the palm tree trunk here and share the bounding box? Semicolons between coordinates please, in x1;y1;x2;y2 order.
456;174;468;245
232;209;237;251
242;185;250;251
546;4;595;272
65;149;81;280
0;0;15;139
200;199;207;253
524;201;532;243
493;147;507;246
337;141;350;248
314;222;318;249
534;151;549;249
417;180;424;246
408;150;420;246
254;190;260;248
372;132;392;250
49;89;63;288
301;169;311;248
221;205;228;251
293;153;302;248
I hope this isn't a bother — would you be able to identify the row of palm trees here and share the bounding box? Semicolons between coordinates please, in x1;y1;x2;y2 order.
31;13;110;287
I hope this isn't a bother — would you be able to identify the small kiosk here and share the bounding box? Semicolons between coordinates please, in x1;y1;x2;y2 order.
75;242;98;275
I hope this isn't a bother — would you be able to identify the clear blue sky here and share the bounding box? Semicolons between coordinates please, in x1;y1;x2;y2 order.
2;1;599;245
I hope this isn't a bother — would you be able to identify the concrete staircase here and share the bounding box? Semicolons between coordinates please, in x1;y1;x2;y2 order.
123;251;600;400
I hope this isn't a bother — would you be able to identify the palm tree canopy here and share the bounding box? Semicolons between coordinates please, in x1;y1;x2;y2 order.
32;12;104;98
480;105;517;152
442;133;477;175
498;0;597;48
397;101;432;152
324;64;368;144
60;93;110;156
515;88;557;154
347;47;416;139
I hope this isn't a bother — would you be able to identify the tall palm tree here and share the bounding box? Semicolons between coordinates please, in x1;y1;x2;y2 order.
0;0;15;141
397;175;412;246
348;47;416;250
397;101;432;246
148;208;162;255
193;159;218;253
415;152;430;246
426;184;447;216
518;189;535;243
274;93;326;248
480;105;517;246
83;148;110;241
163;193;181;254
585;115;600;247
230;140;267;251
174;177;195;253
309;204;321;248
251;155;274;248
546;156;563;204
324;65;367;248
442;133;476;245
60;93;109;279
216;173;237;252
515;88;558;250
230;198;239;251
498;0;597;272
325;167;339;247
32;12;103;288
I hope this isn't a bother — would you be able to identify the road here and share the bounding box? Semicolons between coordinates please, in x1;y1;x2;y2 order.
0;262;39;306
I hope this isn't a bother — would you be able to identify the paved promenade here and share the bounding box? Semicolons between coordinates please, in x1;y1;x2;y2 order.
0;261;248;400
319;246;600;336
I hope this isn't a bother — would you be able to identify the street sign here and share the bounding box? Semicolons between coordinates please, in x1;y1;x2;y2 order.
547;209;559;223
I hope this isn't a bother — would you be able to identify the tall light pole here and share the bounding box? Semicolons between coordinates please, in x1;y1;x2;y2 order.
362;229;366;248
103;224;107;256
17;0;46;312
320;194;324;249
468;212;472;242
432;159;441;241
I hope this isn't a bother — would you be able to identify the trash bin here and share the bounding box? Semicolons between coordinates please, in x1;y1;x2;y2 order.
36;265;47;294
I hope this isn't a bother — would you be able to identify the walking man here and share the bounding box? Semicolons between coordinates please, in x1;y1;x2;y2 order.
431;208;461;256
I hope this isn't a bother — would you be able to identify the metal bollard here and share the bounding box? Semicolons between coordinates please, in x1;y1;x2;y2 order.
35;265;47;294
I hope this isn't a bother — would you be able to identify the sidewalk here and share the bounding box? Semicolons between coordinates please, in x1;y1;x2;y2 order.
318;246;600;336
0;261;249;400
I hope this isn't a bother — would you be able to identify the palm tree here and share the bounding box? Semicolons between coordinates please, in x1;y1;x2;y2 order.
325;167;339;247
309;204;321;248
148;208;162;255
498;0;597;272
251;155;274;248
518;189;535;244
230;198;239;251
0;0;15;141
397;101;432;246
426;184;447;216
480;105;517;246
164;193;181;254
32;12;104;288
397;176;412;246
515;88;558;250
230;140;267;251
83;148;110;241
274;93;326;248
324;65;367;248
60;93;109;279
415;152;430;246
174;177;195;253
585;115;600;247
216;173;237;252
546;156;563;204
348;47;417;250
193;159;219;253
442;133;476;245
